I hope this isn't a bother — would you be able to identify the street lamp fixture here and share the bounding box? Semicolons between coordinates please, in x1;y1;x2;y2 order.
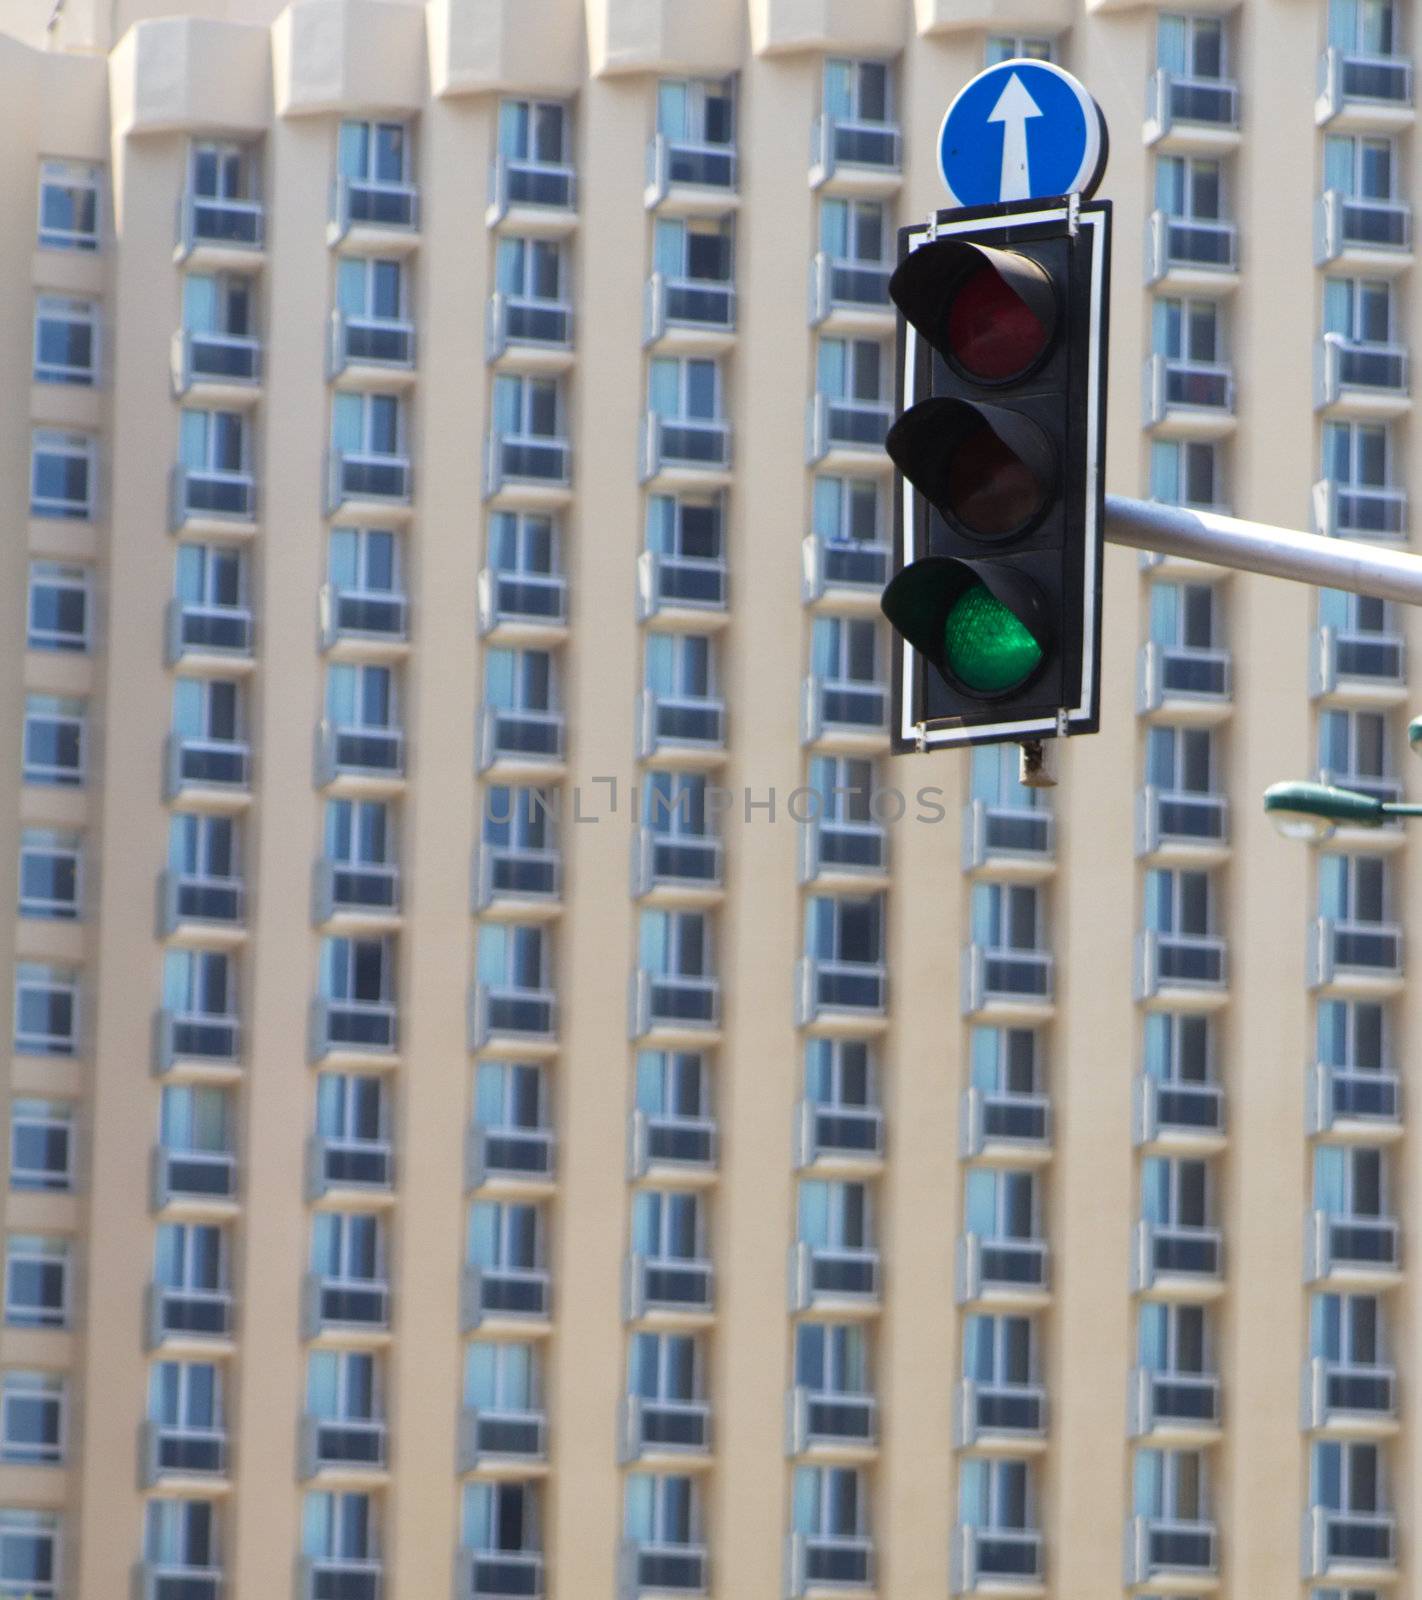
1264;780;1422;842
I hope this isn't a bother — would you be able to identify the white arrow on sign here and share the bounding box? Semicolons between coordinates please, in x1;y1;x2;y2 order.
986;72;1043;203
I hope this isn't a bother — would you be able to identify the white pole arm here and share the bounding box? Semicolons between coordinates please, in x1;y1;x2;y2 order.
1105;495;1422;607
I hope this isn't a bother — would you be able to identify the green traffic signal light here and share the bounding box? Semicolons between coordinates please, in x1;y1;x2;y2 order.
943;582;1045;694
882;556;1052;700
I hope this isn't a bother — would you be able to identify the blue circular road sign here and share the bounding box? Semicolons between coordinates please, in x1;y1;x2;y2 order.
938;59;1107;209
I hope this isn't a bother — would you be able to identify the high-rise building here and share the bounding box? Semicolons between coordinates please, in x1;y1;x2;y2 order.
0;0;1417;1596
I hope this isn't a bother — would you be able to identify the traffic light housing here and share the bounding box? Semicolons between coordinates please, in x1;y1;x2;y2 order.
882;197;1111;751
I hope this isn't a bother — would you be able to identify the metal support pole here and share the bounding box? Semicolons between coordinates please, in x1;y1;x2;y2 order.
1105;495;1422;607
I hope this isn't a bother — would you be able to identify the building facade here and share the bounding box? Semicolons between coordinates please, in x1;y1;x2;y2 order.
0;0;1418;1596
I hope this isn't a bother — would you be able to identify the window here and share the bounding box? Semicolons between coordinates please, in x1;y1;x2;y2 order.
10;1102;73;1194
303;1491;378;1564
1318;1000;1388;1072
632;1190;704;1261
639;910;713;980
1150;582;1219;650
29;430;93;519
960;1458;1033;1531
170;813;238;887
463;1480;540;1554
0;1509;59;1597
311;1212;384;1287
33;295;97;386
1155;156;1223;221
798;1180;871;1251
1147;725;1216;794
817;337;889;404
1324;421;1391;490
332;391;404;458
22;696;84;787
806;894;883;965
164;949;234;1022
1157;14;1225;78
498;101;569;166
793;1466;867;1539
657;78;735;147
1314;1145;1387;1219
326;663;397;734
4;1238;68;1329
475;1062;547;1132
649;356;722;422
160;1085;232;1163
636;1052;709;1121
485;648;559;715
180;407;249;481
0;1373;64;1465
337;256;407;323
964;1314;1035;1386
1324;278;1392;344
805;1039;876;1109
1152;298;1222;365
1330;0;1400;55
652;218;733;288
1311;1291;1384;1368
317;1074;388;1148
476;924;551;995
325;800;394;869
806;756;876;827
970;743;1042;810
1134;1448;1208;1520
645;634;716;700
319;936;395;1006
38;159;100;250
1325;134;1397;201
970;883;1042;953
813;476;883;547
190;139;259;200
796;1322;869;1394
1139;1302;1210;1377
629;1332;699;1405
493;374;561;441
1312;1439;1385;1513
625;1473;697;1547
965;1169;1038;1242
489;511;559;581
13;965;78;1057
144;1498;218;1575
1141;1156;1211;1229
986;36;1054;65
1320;854;1389;924
174;678;242;744
819;200;888;273
1319;709;1389;785
155;1221;227;1292
824;59;892;124
969;1028;1040;1095
1150;439;1221;508
182;272;252;341
466;1341;537;1414
467;1201;542;1272
27;561;89;652
1144;868;1213;937
812;616;880;685
339;120;410;185
18;831;81;921
309;1349;380;1427
1144;1013;1213;1084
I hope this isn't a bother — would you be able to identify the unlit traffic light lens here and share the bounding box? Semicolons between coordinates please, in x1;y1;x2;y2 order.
942;581;1045;695
944;261;1051;382
945;419;1050;539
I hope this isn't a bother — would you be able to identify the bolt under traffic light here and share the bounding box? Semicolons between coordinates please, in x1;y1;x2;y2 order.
882;199;1111;751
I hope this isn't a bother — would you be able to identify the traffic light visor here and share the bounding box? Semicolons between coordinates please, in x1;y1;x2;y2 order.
890;239;1058;384
885;398;1056;541
881;556;1052;698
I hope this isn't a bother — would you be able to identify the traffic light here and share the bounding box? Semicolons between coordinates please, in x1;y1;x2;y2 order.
881;197;1111;751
